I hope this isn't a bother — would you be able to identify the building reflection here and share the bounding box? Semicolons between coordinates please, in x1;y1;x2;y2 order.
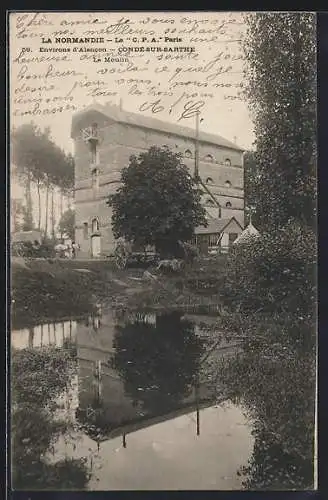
11;320;77;350
11;311;213;448
75;310;211;445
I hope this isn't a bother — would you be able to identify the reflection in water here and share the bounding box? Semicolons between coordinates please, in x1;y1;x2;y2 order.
11;309;314;490
216;331;315;490
12;311;248;490
74;311;214;442
112;312;207;413
11;320;77;350
11;345;90;490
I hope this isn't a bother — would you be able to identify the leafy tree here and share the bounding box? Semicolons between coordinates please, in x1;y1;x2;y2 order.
108;146;207;257
58;208;75;240
243;12;316;230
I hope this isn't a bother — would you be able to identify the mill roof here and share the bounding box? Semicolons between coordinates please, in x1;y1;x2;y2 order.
71;103;244;152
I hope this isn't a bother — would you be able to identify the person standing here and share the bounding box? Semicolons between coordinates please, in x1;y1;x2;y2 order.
72;241;80;259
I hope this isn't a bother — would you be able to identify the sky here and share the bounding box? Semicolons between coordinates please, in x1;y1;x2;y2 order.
10;11;255;154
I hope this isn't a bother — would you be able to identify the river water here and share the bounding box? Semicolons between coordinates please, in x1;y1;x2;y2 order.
11;309;315;490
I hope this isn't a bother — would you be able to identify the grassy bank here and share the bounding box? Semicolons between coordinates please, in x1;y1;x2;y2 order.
11;258;141;328
11;256;228;328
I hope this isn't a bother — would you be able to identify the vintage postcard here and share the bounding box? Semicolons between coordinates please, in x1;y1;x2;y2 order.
9;11;317;491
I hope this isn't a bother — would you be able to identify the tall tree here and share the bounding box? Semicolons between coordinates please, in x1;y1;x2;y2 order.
57;152;75;212
108;146;207;257
243;13;316;229
11;199;27;233
11;124;42;230
11;123;75;238
50;186;55;240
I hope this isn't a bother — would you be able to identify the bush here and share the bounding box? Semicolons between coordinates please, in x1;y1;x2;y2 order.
224;220;316;315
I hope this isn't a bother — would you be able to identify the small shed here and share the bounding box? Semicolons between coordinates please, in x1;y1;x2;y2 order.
193;217;244;254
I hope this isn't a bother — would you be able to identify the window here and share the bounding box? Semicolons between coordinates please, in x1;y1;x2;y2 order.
91;122;98;137
91;217;100;234
185;149;192;158
83;222;88;240
89;140;99;165
225;180;231;188
209;234;219;247
204;154;214;162
92;168;99;192
206;177;214;184
229;233;238;245
81;123;99;143
93;316;101;330
226;201;232;208
224;158;231;166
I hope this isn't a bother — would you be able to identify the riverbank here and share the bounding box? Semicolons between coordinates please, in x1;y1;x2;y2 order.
10;249;316;490
11;258;140;328
11;256;228;328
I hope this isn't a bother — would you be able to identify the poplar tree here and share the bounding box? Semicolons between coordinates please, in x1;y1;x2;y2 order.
243;12;316;229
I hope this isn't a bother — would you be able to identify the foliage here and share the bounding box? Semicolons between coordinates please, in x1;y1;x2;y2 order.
242;12;316;229
108;146;207;257
11;240;56;258
224;220;316;316
11;123;74;191
208;217;317;489
176;255;228;295
233;17;317;487
11;199;31;232
11;347;90;490
12;348;74;406
11;263;97;327
214;313;315;489
243;150;261;225
58;208;75;240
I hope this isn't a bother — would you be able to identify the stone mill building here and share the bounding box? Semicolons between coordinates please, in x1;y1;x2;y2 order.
71;103;245;258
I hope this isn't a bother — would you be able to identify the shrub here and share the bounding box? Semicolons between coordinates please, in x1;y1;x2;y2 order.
224;220;316;315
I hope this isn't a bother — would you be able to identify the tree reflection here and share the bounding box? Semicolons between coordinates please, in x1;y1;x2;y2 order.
111;312;205;414
12;347;90;490
217;314;315;490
